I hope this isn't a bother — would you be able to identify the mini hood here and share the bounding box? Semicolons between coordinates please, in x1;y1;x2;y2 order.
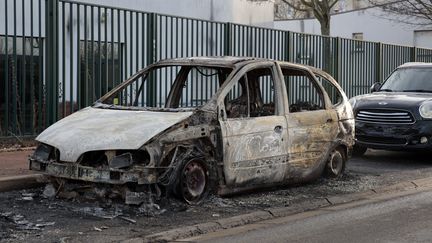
36;107;193;162
354;92;432;110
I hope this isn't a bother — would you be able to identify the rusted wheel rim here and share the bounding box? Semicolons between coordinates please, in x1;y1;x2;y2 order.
329;151;343;175
181;159;207;203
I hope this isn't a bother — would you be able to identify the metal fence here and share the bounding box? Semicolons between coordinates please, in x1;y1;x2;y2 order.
1;0;432;137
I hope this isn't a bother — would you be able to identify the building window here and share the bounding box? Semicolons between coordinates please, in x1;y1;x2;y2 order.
352;32;364;52
352;32;363;41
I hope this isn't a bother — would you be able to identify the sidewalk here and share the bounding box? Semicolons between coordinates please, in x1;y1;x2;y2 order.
0;150;35;177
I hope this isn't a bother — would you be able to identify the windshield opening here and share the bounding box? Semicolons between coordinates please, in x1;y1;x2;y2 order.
380;68;432;93
98;65;233;109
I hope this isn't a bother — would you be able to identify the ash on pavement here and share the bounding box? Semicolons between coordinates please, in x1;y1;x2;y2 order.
1;150;432;243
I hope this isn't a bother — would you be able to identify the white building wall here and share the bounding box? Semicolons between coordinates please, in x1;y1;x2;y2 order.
274;7;432;48
415;30;432;48
0;0;274;39
230;0;274;28
72;0;274;27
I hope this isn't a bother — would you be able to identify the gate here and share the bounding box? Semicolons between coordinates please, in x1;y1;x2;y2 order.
1;0;432;137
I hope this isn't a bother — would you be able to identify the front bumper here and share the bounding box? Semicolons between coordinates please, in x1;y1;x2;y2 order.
355;120;432;150
29;158;158;184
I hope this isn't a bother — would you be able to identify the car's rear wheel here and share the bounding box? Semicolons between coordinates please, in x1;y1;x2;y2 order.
325;148;346;178
353;144;367;156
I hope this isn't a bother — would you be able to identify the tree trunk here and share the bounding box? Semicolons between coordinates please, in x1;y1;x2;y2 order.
319;16;332;73
318;12;331;36
320;21;330;36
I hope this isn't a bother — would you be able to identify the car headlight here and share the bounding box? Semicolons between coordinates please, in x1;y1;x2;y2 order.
419;101;432;119
348;98;357;109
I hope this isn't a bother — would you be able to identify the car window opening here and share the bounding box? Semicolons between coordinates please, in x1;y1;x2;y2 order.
98;65;233;110
281;67;325;113
225;67;276;119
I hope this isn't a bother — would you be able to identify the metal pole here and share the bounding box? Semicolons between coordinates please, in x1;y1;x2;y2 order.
375;42;382;83
223;22;232;56
45;0;59;125
411;46;417;62
334;37;341;82
146;12;157;106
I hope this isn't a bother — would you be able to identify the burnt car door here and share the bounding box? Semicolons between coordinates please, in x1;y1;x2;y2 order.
279;64;339;174
217;62;289;187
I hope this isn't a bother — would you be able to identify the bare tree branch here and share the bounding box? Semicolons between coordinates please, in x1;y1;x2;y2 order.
281;0;310;12
299;0;314;8
281;0;339;35
329;0;339;8
369;0;432;25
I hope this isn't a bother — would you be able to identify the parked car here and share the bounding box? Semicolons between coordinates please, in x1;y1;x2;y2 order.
350;62;432;155
29;57;354;204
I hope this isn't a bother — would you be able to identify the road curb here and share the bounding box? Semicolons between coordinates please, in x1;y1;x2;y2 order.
0;146;36;153
0;174;46;192
131;176;432;243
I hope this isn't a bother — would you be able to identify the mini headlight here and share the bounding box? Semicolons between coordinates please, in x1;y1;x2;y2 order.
419;101;432;119
348;98;357;109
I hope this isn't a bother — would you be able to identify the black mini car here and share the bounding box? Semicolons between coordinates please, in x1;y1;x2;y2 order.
350;62;432;155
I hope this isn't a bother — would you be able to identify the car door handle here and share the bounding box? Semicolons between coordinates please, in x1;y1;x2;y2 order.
326;118;333;123
274;125;283;133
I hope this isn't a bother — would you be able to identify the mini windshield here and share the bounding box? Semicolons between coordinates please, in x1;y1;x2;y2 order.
380;68;432;93
98;65;233;109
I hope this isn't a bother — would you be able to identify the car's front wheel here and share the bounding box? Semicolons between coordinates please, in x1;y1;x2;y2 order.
179;158;210;204
171;153;217;204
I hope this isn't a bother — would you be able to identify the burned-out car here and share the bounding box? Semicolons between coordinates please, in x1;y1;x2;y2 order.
30;57;354;204
350;62;432;155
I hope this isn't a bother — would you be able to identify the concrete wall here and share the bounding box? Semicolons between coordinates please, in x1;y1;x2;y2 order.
415;30;432;48
0;0;274;37
74;0;274;27
274;6;432;48
230;0;274;28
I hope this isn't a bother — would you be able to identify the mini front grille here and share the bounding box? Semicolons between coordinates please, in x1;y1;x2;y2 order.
356;109;415;124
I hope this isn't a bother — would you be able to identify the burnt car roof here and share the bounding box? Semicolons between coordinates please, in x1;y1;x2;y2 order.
154;57;339;86
155;56;267;67
154;56;328;73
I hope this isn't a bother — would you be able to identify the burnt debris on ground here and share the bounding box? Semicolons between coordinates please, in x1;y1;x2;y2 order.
0;170;381;242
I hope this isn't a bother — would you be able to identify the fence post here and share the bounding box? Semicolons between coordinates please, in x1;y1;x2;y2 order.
45;0;59;125
284;31;290;62
375;42;382;82
223;22;232;56
334;37;341;82
146;13;157;106
410;46;417;62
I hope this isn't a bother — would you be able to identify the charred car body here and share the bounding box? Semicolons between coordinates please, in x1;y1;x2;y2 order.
350;62;432;155
30;57;354;203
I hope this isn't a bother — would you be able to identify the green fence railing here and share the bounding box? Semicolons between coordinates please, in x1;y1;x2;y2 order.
1;0;432;137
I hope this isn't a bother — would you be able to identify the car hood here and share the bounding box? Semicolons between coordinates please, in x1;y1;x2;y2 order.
36;107;193;162
353;92;432;110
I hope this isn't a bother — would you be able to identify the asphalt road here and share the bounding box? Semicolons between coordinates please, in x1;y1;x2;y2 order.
1;149;432;242
350;149;432;175
187;188;432;243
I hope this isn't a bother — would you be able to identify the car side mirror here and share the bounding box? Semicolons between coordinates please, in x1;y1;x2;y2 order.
370;82;381;93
